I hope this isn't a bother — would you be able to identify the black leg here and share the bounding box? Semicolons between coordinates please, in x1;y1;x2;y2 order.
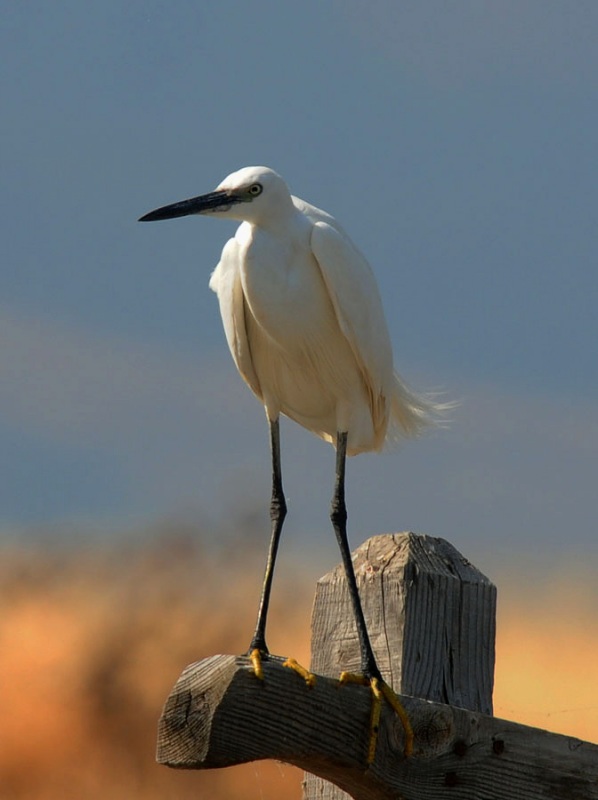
249;417;287;655
332;432;414;761
330;431;381;681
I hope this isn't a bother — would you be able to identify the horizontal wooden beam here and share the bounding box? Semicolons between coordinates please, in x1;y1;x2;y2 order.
157;654;598;800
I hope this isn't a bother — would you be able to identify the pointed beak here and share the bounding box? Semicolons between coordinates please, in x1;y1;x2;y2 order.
138;190;239;222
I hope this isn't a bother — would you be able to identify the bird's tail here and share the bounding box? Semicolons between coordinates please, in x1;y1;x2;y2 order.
386;371;455;446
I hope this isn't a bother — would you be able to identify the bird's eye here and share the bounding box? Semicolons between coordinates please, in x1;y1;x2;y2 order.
248;183;263;196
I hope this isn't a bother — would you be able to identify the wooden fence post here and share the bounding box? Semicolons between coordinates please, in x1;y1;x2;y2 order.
304;532;496;799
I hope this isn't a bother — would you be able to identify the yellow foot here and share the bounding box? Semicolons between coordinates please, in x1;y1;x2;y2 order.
339;672;414;763
283;657;317;688
249;648;265;680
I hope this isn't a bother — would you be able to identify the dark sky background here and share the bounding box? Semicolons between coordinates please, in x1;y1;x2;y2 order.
2;1;597;576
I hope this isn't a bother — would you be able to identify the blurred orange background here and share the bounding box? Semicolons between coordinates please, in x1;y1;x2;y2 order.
1;528;596;799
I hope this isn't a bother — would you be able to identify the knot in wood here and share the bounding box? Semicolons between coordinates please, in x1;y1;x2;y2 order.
413;706;454;755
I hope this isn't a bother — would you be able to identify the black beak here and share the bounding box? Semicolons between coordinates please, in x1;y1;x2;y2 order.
138;190;239;222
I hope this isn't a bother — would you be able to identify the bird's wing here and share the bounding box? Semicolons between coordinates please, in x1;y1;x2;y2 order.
209;238;262;400
310;220;394;397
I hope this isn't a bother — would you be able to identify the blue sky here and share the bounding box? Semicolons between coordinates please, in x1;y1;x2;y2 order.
2;2;597;574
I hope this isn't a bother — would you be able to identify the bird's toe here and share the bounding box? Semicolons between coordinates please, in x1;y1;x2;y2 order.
249;648;266;680
338;671;413;763
282;657;317;688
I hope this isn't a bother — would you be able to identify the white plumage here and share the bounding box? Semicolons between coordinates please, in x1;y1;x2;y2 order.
206;166;438;455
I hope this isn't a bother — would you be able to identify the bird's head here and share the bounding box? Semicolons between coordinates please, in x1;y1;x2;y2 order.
139;166;293;225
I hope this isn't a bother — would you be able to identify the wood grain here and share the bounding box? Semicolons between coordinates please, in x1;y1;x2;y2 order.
157;653;598;799
306;532;496;798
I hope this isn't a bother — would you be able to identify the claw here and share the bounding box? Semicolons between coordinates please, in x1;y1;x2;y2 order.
283;657;317;688
379;680;414;757
368;678;384;763
339;672;413;762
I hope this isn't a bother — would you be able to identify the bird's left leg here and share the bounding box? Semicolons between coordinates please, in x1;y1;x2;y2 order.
247;418;314;687
331;431;413;762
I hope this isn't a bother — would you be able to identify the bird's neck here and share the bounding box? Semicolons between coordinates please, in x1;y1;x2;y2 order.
251;206;306;240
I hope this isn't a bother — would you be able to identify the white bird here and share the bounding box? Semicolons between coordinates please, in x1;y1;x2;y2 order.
140;166;444;758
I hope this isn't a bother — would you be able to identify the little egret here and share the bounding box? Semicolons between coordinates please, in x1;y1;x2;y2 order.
140;166;444;761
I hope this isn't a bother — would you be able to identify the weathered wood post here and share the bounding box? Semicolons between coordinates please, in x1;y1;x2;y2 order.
156;532;598;798
304;532;496;799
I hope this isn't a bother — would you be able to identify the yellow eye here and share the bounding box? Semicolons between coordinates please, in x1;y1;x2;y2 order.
248;183;263;196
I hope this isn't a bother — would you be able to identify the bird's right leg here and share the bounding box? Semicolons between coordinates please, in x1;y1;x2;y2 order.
248;417;287;678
